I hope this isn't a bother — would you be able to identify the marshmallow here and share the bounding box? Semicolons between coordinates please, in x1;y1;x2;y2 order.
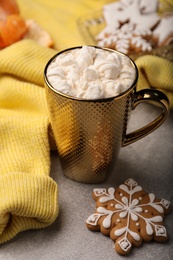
46;46;136;99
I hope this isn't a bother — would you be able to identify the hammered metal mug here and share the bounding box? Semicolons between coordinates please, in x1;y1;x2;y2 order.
44;46;169;183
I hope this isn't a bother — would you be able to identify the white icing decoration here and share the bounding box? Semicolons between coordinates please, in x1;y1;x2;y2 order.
131;212;138;221
122;196;128;205
119;184;142;195
87;178;170;253
119;184;130;193
149;193;155;203
108;187;116;196
148;216;163;222
102;213;113;228
140;0;158;14
99;187;115;203
146;222;153;235
96;206;117;229
131;37;152;52
118;238;131;252
131;199;139;206
119;211;128;218
115;227;127;237
86;214;101;226
132;186;143;194
134;207;143;213
93;188;107;197
135;25;152;36
151;204;164;213
153;16;173;46
155;225;167;237
115;204;124;209
129;230;140;241
161;199;170;209
125;178;138;186
97;206;112;214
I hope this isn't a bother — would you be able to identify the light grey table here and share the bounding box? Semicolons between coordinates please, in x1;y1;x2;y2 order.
1;103;173;260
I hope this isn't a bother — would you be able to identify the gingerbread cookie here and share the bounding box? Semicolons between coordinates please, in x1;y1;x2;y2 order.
96;0;173;55
152;14;173;47
86;178;171;255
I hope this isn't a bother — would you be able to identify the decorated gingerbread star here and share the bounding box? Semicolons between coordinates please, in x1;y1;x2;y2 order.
95;0;173;55
86;178;171;255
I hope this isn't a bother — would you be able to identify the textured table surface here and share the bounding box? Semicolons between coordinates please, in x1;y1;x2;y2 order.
1;103;173;260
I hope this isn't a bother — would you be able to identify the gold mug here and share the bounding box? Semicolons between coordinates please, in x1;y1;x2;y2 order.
44;46;169;183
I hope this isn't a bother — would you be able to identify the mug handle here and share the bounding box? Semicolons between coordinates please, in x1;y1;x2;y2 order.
123;89;169;146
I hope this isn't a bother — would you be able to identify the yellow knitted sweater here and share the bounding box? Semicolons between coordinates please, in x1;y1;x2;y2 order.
0;40;58;244
0;0;173;245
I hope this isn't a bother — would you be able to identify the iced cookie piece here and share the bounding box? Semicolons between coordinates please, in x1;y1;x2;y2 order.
152;14;173;46
96;0;160;54
96;0;173;55
86;178;171;255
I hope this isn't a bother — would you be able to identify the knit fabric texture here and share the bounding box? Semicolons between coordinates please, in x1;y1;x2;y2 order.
136;56;173;109
0;40;58;244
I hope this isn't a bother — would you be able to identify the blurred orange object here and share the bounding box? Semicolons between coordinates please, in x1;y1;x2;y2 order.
0;0;27;48
0;14;27;48
0;0;19;19
0;0;53;48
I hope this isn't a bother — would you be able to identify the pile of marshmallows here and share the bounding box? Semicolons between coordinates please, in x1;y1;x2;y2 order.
47;46;136;99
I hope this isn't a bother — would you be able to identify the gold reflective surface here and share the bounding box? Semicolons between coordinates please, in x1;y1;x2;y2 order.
44;47;169;183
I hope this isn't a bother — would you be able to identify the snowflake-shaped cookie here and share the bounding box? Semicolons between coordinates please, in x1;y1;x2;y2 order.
97;22;153;54
96;0;160;54
95;0;173;55
86;178;171;255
